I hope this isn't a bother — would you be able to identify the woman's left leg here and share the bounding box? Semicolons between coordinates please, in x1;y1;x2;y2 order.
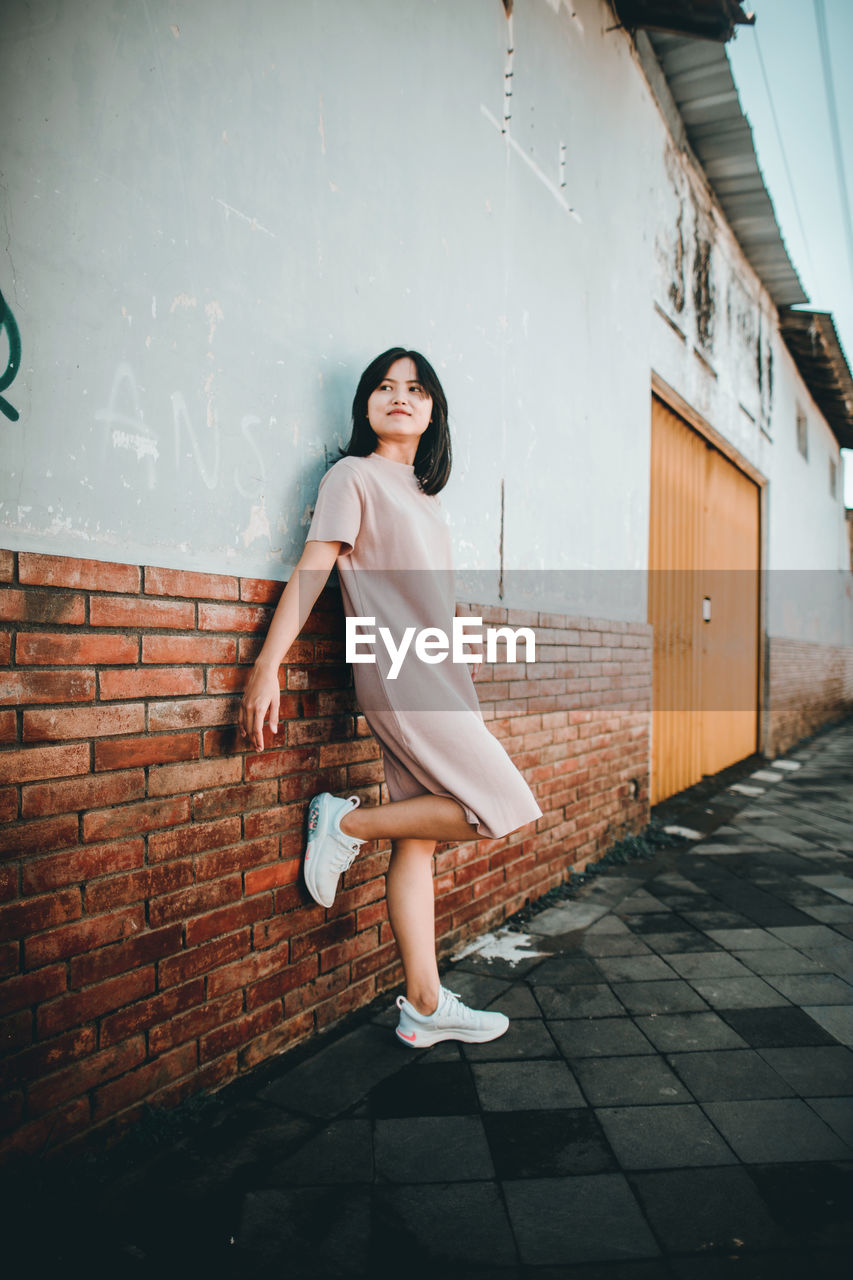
385;837;440;1015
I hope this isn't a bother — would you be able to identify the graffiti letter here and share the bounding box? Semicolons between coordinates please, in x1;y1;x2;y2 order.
0;288;22;422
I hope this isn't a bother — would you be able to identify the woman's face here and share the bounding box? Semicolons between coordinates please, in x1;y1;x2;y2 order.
366;357;433;446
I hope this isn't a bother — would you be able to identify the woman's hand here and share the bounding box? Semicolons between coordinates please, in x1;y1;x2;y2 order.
239;661;282;752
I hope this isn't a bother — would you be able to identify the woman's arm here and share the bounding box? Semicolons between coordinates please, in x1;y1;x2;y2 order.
239;538;342;751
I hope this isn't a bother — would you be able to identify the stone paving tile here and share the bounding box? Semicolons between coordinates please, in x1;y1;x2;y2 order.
633;1012;747;1052
757;1046;853;1096
628;1167;785;1254
594;953;677;982
484;1108;617;1178
803;904;853;924
615;890;671;915
525;955;605;986
581;932;653;956
612;980;709;1014
471;1060;586;1111
373;1181;518;1270
237;1186;371;1272
526;904;609;935
805;1096;853;1145
484;982;541;1018
768;924;845;948
762;973;853;1005
642;930;720;954
718;1006;838;1048
573;1056;692;1106
803;1004;853;1045
705;928;783;950
666;1049;795;1101
461;1017;559;1061
374;1115;494;1182
265;1118;374;1186
502;1174;659;1265
368;1060;479;1117
596;1104;737;1168
548;1016;658;1060
701;1099;852;1162
732;947;828;975
532;983;624;1019
681;909;755;930
689;976;790;1009
258;1023;411;1117
661;951;753;980
747;1161;853;1256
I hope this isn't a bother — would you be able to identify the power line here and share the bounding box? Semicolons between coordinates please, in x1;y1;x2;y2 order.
814;0;853;290
751;27;816;283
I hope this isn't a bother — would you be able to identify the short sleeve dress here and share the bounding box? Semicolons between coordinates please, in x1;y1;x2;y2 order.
306;451;542;839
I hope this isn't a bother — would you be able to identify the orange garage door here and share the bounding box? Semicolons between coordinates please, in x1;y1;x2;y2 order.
648;393;761;804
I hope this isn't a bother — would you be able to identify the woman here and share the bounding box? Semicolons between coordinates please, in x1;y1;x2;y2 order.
239;348;541;1048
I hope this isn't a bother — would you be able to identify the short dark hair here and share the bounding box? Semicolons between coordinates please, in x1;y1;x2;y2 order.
343;347;451;494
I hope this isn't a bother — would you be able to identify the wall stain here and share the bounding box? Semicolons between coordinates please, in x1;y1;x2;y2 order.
692;231;714;349
669;201;685;314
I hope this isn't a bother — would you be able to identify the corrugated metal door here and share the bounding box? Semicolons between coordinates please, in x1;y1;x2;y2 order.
649;394;760;804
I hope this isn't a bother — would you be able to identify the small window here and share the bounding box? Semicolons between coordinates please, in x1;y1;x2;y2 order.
796;406;808;460
829;457;837;499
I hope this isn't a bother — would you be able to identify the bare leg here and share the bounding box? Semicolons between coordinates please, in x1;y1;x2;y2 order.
385;837;440;1015
340;793;478;843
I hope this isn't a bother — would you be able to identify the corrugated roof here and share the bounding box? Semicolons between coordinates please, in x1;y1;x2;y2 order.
612;0;755;44
647;31;808;309
778;310;853;449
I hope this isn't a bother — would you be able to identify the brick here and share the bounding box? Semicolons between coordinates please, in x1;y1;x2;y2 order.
22;838;144;894
92;1042;197;1121
21;770;145;819
199;1001;281;1063
243;803;301;840
144;565;239;600
149;990;243;1056
37;966;155;1038
239;577;283;604
16;633;138;665
23;703;145;742
0;888;81;943
0;634;9;665
0;964;67;1016
147;755;242;797
100;978;205;1047
0;787;16;824
142;634;236;664
0;1011;32;1060
18;554;140;593
94;733;199;772
147;697;238;731
83;796;190;842
315;974;378;1029
243;858;300;895
195;836;277;882
148;875;242;929
243;745;320;781
205;667;248;694
198;602;271;632
0;1096;90;1159
193;779;276;821
98;667;204;699
0;813;78;859
284;965;349;1016
0;743;89;785
148;816;241;863
0;670;95;706
28;1035;148;1116
184;896;272;947
0;1025;95;1091
70;923;183;988
286;714;353;746
318;739;379;767
159;928;250;989
24;905;143;969
90;595;194;629
0;551;13;581
0;589;85;624
237;1008;314;1070
291;916;355;965
85;860;193;914
0;711;13;745
320;927;379;974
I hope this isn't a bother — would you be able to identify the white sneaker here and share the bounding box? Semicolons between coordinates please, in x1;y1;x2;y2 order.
303;793;365;908
395;985;510;1048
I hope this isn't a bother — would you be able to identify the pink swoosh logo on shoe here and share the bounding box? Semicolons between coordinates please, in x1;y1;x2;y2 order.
398;1029;417;1042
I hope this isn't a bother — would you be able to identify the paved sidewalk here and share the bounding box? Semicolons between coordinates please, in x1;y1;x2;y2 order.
6;718;853;1277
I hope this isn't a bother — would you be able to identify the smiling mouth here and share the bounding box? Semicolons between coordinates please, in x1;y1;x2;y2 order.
388;410;411;416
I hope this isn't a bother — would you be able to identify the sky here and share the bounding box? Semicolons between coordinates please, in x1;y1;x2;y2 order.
726;0;853;507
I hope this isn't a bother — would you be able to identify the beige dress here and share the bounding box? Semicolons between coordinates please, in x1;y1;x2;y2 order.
306;451;542;839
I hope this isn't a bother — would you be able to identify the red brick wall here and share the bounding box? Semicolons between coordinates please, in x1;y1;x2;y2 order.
0;549;651;1158
766;634;853;757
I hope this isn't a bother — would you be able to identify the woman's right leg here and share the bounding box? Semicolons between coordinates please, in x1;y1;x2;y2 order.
385;837;441;1015
340;793;478;844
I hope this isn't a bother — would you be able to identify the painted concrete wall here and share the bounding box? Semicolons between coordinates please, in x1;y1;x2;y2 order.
1;0;849;635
